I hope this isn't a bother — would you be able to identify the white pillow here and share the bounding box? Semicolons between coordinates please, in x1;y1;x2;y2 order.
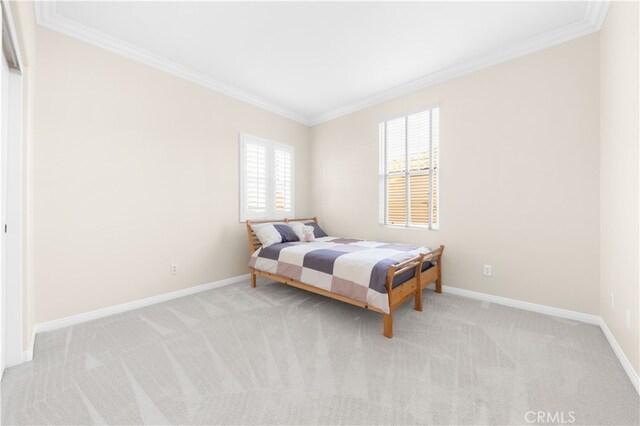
288;222;306;241
254;224;282;248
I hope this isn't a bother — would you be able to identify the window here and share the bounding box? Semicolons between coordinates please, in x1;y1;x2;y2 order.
379;106;439;230
239;134;294;221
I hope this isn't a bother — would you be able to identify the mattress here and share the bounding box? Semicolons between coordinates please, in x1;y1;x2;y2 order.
249;236;434;313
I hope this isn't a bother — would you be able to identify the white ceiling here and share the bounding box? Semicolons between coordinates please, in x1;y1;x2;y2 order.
36;1;608;125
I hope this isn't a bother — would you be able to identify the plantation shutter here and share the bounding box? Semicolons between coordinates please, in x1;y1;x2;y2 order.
379;107;439;230
274;146;293;214
385;117;407;225
240;134;295;221
407;110;430;226
244;140;267;218
431;108;439;227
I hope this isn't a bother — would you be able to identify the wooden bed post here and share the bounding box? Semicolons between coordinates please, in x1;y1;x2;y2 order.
415;254;424;312
245;220;256;255
246;220;257;288
435;245;444;294
384;263;396;338
383;314;393;338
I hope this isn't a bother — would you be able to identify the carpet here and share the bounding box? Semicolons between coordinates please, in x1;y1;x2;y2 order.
2;280;638;425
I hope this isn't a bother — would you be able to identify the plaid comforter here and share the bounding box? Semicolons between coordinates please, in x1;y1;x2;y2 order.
249;237;432;313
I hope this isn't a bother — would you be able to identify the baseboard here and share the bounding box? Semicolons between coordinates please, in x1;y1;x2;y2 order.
6;350;33;367
440;285;600;324
32;273;251;337
599;317;640;395
20;349;32;363
439;284;638;395
21;328;36;363
5;330;35;367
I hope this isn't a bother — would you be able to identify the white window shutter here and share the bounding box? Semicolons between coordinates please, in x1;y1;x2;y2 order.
378;123;386;224
245;142;267;214
407;110;430;226
378;107;439;230
431;108;440;228
385;117;407;225
239;134;295;221
274;146;293;214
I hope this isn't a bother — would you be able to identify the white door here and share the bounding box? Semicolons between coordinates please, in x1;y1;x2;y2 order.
4;66;21;369
0;11;5;377
0;18;22;374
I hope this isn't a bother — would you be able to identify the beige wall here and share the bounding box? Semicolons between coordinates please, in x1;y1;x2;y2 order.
12;3;311;339
311;35;601;315
599;1;639;375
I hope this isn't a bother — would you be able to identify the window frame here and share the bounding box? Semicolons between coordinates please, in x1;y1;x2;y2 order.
239;133;295;222
378;105;440;231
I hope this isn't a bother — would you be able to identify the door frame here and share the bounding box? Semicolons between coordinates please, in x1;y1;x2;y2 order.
0;0;23;375
3;65;22;369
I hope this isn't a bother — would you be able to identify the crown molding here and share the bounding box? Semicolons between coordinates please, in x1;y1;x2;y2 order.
309;1;610;125
585;0;611;29
34;1;312;126
2;0;24;70
34;1;609;128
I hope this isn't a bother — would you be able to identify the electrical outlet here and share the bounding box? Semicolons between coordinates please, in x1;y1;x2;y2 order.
626;310;631;329
483;264;492;277
610;293;615;309
171;264;178;275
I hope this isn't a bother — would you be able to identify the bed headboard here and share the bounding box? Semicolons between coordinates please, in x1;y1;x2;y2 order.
245;217;319;255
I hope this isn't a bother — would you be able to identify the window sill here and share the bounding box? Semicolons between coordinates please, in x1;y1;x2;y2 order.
379;223;439;231
240;213;296;223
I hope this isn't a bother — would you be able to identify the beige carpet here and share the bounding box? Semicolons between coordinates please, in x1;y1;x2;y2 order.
2;280;638;425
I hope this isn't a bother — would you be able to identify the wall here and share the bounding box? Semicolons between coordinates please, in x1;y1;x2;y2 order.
599;1;639;375
311;35;601;315
12;2;311;334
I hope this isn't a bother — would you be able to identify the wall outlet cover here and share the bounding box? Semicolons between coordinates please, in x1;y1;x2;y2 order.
483;264;492;276
610;293;615;309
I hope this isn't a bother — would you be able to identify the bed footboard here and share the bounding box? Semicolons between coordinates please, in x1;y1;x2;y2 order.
383;245;445;338
422;245;444;294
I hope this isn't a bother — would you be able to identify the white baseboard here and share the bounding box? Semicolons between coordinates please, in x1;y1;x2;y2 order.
20;349;32;363
5;349;32;368
439;285;600;324
439;284;638;395
31;273;250;341
21;328;36;363
599;317;640;395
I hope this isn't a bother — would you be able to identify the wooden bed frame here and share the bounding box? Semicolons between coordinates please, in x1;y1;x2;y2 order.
246;217;444;338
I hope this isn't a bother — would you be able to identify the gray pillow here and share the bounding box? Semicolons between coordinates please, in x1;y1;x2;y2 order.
273;224;300;242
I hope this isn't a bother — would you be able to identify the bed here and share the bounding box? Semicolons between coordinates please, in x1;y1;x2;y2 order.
246;217;444;338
